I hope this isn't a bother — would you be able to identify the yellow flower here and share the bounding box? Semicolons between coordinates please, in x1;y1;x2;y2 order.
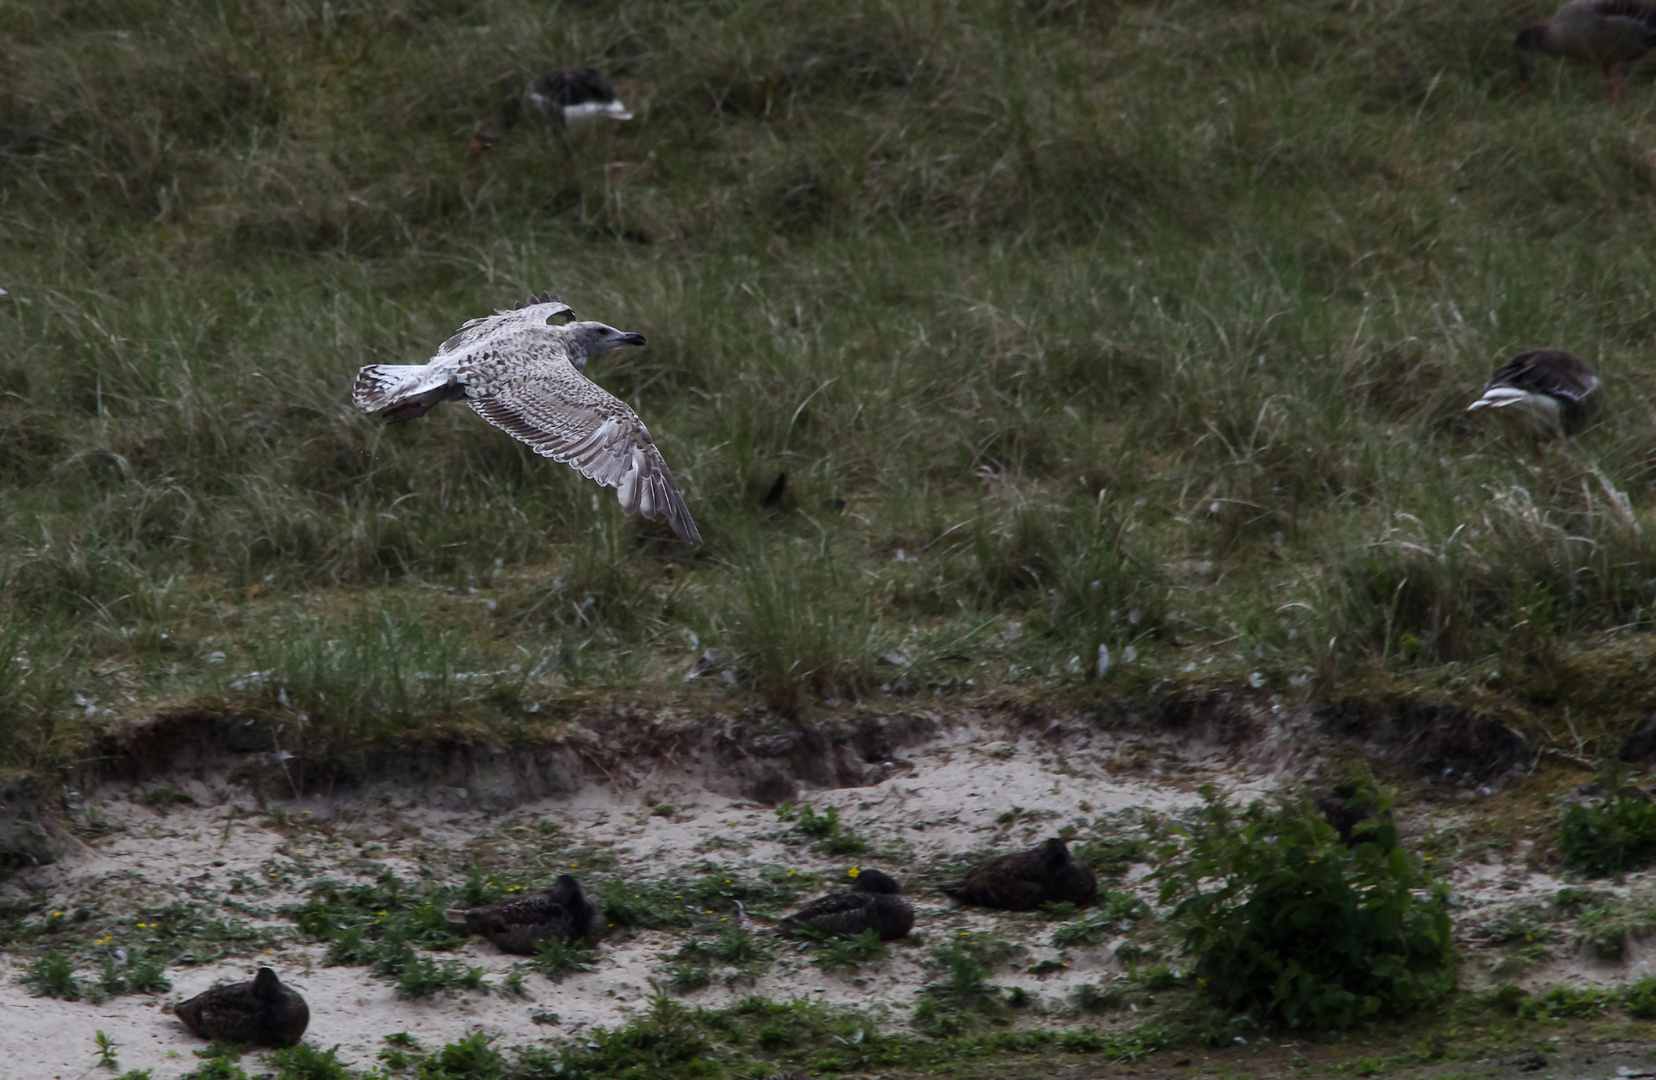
847;867;861;879
302;810;312;815
51;911;62;917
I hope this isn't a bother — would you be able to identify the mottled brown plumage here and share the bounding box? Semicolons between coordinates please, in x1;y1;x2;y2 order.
174;967;309;1048
779;869;914;940
444;873;604;955
352;293;701;544
1515;0;1656;101
942;837;1097;911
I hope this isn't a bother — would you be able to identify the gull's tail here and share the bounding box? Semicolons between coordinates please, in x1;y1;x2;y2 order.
353;365;462;423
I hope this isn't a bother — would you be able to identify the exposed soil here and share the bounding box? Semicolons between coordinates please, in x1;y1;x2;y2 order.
4;703;1656;1079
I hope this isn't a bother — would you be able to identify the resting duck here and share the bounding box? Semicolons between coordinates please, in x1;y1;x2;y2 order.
444;873;604;955
1514;0;1656;102
778;868;914;940
175;967;309;1048
1466;349;1604;437
942;837;1098;911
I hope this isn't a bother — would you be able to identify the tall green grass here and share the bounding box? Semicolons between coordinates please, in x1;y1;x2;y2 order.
7;0;1656;762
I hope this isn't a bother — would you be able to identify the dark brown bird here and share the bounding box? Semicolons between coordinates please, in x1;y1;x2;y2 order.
444;874;604;955
1514;0;1656;102
1316;782;1395;849
174;967;309;1048
1466;349;1604;437
942;837;1097;911
779;868;914;940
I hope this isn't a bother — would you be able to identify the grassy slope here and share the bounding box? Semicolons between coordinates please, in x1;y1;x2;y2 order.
5;0;1656;763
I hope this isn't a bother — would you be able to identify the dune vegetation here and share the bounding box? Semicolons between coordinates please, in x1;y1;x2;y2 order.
5;0;1656;765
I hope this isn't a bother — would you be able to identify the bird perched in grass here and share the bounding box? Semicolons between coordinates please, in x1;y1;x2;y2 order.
444;873;604;955
942;837;1097;911
174;967;309;1048
1466;349;1604;437
527;68;634;124
353;292;701;544
1513;0;1656;102
779;868;914;940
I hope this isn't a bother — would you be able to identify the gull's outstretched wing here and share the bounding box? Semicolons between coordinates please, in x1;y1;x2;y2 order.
437;292;576;357
464;358;701;545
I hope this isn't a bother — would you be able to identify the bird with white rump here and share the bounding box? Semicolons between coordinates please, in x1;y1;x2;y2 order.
1465;348;1604;439
352;292;701;544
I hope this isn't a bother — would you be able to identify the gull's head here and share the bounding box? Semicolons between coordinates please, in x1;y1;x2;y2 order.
564;321;646;368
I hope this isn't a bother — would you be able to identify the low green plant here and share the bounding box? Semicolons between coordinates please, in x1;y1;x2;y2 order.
178;1060;249;1080
1557;794;1656;877
95;1030;118;1070
415;1031;504;1080
26;950;82;1000
667;961;711;992
1517;985;1615;1021
531;937;598;982
499;967;531;1001
382;947;487;999
914;939;1008;1034
804;927;887;971
114;1072;151;1080
1153;786;1454;1030
265;1043;353;1080
675;928;772;982
1051;892;1152;947
1626;977;1656;1019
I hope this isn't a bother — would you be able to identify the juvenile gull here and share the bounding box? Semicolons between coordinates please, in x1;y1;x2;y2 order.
353;292;701;543
1466;348;1604;438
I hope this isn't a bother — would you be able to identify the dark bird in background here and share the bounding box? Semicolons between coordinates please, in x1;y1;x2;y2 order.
942;837;1097;911
174;967;309;1048
444;873;604;955
1466;349;1604;437
528;68;634;123
761;471;788;511
779;868;914;940
1316;782;1395;850
1514;0;1656;102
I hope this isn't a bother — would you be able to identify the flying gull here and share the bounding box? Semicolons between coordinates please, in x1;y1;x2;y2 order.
352;292;701;543
1466;348;1604;438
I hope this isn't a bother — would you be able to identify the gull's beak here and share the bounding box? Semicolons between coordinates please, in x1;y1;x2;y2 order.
621;332;647;347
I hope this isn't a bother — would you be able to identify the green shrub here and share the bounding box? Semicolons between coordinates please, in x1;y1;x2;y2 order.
1153;786;1454;1030
1627;977;1656;1019
1557;795;1656;877
26;950;82;1000
531;937;598;983
1517;985;1614;1021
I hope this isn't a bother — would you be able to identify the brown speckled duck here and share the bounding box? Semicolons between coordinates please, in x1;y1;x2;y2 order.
779;869;914;941
1514;1;1656;101
1466;349;1604;437
175;967;309;1048
942;837;1098;911
444;873;604;955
